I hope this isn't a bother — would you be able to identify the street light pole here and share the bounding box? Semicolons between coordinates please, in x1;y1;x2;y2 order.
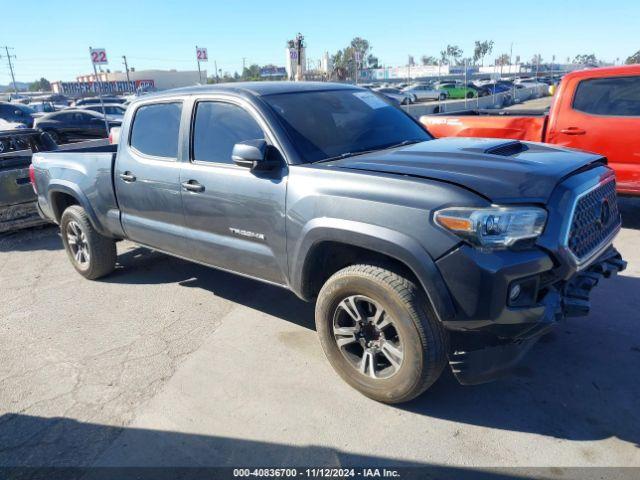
122;55;131;92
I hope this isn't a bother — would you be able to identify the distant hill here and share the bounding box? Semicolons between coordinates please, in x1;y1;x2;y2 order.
0;82;31;92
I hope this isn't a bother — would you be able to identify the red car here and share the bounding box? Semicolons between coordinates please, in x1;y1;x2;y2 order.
421;65;640;195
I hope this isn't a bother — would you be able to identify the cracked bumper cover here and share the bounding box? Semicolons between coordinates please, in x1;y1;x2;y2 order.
435;244;626;385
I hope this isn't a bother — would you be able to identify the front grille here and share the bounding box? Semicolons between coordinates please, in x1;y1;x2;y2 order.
567;179;620;261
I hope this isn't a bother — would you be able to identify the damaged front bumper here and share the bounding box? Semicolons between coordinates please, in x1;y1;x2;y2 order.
439;246;626;385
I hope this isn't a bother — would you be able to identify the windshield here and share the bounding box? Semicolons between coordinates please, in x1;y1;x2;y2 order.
263;89;432;163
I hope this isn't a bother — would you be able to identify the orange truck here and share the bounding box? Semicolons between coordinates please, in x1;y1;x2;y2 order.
421;65;640;195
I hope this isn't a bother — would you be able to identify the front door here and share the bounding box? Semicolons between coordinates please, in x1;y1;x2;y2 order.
115;100;191;255
180;99;288;285
548;74;640;193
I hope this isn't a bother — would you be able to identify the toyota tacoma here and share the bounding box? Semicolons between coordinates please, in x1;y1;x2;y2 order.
31;82;626;403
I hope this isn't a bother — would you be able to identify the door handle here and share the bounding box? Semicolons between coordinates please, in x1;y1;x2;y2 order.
560;127;586;135
119;171;136;182
181;180;205;193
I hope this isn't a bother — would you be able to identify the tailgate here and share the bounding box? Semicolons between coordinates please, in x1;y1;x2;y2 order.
421;114;547;142
0;150;36;208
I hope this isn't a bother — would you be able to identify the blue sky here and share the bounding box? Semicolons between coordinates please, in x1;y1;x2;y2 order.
2;0;639;83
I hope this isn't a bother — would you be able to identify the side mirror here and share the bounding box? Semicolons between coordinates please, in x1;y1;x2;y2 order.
232;139;272;170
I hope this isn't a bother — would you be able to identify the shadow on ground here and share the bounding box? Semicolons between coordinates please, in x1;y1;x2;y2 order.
619;196;640;230
102;244;640;450
0;224;60;252
0;414;585;480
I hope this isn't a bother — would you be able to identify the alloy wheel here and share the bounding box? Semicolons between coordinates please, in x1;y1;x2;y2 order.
332;295;404;379
66;220;90;267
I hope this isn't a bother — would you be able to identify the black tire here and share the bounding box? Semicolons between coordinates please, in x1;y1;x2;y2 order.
466;91;475;99
439;93;447;101
315;264;447;403
60;205;116;280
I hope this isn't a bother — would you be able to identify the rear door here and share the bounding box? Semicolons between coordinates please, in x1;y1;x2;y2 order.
115;99;192;255
549;74;640;193
179;97;288;284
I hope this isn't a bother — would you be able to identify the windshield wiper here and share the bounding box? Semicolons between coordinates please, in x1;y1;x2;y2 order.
314;139;425;164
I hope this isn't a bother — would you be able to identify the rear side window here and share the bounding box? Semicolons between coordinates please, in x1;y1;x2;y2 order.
192;102;264;164
130;102;182;158
573;76;640;116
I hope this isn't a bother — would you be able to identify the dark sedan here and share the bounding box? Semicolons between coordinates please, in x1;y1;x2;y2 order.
0;102;36;127
33;109;121;144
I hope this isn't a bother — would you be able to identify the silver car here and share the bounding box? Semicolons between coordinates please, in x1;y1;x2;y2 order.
78;103;127;122
402;84;448;101
373;87;415;105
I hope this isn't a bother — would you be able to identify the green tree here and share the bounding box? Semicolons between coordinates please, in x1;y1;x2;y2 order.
331;37;375;80
496;53;511;66
28;77;51;92
241;64;261;81
421;55;437;66
473;40;494;66
573;53;598;64
626;50;640;64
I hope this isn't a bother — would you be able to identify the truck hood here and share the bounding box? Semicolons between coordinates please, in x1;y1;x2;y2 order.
326;137;604;203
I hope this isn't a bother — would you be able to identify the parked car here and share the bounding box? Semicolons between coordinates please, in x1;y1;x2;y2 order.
79;103;127;121
421;65;640;195
32;82;625;403
0;102;36;127
73;96;126;107
28;102;58;115
0;128;58;232
402;84;448;101
33;109;121;144
433;82;477;99
373;87;415;105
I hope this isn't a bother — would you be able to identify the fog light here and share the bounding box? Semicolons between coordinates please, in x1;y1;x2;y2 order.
509;284;522;302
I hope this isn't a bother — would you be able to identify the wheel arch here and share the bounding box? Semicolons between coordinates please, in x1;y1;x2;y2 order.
290;219;455;322
48;182;106;235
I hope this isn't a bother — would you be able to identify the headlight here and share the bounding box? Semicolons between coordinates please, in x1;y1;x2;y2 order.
434;206;547;249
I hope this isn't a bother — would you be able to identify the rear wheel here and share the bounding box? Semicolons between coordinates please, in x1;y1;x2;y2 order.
60;205;116;279
315;264;447;403
466;91;475;99
439;93;447;101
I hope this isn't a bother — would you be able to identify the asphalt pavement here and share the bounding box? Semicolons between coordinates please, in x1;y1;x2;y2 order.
1;198;639;477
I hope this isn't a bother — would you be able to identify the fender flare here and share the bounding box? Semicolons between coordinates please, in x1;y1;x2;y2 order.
47;181;108;235
290;218;455;322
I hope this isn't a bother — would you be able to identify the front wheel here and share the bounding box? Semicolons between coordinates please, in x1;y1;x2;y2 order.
315;265;447;403
60;205;117;279
439;93;447;101
466;91;475;99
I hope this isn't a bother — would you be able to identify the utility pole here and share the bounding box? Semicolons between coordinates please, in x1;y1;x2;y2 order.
214;60;219;83
509;42;513;75
1;46;18;94
122;55;132;92
242;57;246;75
196;45;203;83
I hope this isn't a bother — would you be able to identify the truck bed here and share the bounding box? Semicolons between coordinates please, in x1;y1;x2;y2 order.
420;109;548;142
30;143;122;237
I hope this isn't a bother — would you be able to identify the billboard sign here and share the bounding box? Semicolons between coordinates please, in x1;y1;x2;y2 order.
196;47;208;62
90;48;108;65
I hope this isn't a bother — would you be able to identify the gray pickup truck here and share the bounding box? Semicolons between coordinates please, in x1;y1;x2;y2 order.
31;82;626;403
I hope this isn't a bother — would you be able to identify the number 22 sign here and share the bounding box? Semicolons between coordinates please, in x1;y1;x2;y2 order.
196;47;208;62
90;48;108;65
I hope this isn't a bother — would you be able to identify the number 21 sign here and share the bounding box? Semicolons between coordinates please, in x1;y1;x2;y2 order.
196;47;208;62
90;48;108;65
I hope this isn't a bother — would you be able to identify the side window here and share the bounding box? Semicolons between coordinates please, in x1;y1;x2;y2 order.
573;76;640;116
130;102;182;158
192;101;265;164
